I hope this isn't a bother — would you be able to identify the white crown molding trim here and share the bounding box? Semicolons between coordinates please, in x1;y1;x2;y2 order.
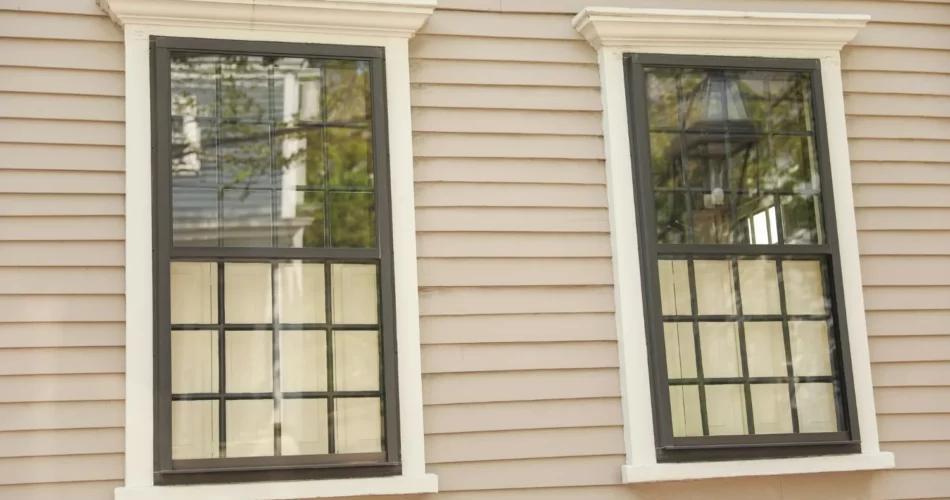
573;7;869;52
98;0;436;38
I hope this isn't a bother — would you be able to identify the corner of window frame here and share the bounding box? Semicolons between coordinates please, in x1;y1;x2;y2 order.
98;0;438;498
572;6;895;483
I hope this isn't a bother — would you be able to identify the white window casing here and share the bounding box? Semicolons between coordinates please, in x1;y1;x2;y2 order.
98;0;437;498
572;7;895;483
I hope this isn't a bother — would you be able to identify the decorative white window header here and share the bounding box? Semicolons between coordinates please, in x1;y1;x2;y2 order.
573;7;869;53
97;0;436;38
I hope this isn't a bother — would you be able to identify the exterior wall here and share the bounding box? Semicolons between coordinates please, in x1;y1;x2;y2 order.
0;0;947;499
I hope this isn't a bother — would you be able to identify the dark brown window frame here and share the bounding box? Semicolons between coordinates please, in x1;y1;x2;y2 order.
150;36;401;485
624;53;862;463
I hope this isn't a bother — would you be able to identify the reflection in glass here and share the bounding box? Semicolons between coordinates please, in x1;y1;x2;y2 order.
692;192;734;244
278;262;326;323
782;195;823;244
222;188;273;247
655;192;688;244
328;127;373;188
329;192;376;248
769;135;818;191
646;68;681;129
277;190;325;248
737;196;779;245
790;321;832;376
783;260;826;315
172;187;218;247
738;259;781;314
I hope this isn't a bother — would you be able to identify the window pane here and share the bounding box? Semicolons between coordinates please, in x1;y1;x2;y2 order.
171;330;218;394
331;264;378;324
790;321;833;377
737;195;779;245
691;192;734;244
738;259;781;315
700;322;741;378
329;192;375;248
171;55;217;119
280;330;327;392
767;135;818;191
658;259;691;315
664;322;696;379
694;260;736;315
655;192;688;244
670;385;703;437
225;330;272;393
277;190;325;248
172;187;218;247
221;188;273;247
282;399;328;455
796;383;839;433
334;330;380;391
783;260;826;315
226;400;274;457
278;127;325;188
745;322;787;378
769;72;814;132
750;384;793;434
781;194;823;245
325;60;371;123
172;400;219;460
278;262;326;324
705;384;748;436
335;398;382;453
219;57;273;121
327;127;373;188
219;123;272;189
171;262;217;324
224;263;272;324
646;68;680;129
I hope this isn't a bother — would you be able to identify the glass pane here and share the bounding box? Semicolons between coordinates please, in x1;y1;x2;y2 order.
694;260;736;315
731;139;769;192
769;135;818;191
664;322;696;379
691;192;734;244
738;259;781;315
277;190;325;248
278;262;326;324
327;127;373;188
172;400;219;460
226;399;274;457
280;330;327;392
334;330;380;391
171;330;218;394
781;194;823;244
325;60;371;123
278;127;325;188
684;134;736;190
170;262;217;324
669;385;703;437
750;384;793;434
331;264;378;325
219;123;272;189
171;55;217;119
172;187;218;247
329;192;375;248
646;68;680;129
796;382;839;433
282;399;328;455
651;132;681;188
737;196;779;245
745;322;787;378
221;188;273;247
224;263;272;324
658;259;691;316
705;384;748;436
225;330;272;393
700;322;741;378
219;57;273;121
655;192;688;244
171;117;216;184
783;260;826;315
335;397;382;453
770;72;813;132
283;62;323;122
790;321;833;376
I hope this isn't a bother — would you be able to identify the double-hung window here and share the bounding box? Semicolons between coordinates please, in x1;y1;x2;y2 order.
152;37;398;484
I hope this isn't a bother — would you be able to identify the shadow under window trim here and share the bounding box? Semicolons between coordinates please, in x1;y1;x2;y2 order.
152;36;400;485
626;53;861;463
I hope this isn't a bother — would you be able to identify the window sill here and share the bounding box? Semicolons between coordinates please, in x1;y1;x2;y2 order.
622;452;894;484
115;474;438;500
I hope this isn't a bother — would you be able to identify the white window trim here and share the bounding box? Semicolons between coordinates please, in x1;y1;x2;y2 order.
98;0;438;498
572;7;895;483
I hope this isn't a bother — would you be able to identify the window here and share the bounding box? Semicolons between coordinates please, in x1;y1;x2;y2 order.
152;37;399;484
626;55;859;461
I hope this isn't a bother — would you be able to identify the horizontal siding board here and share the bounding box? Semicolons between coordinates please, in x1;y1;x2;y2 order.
0;216;124;241
426;427;623;464
417;233;612;258
0;67;124;97
867;311;950;336
854;185;950;208
872;362;950;388
0;194;123;216
852;163;950;185
0;39;123;72
856;208;950;230
0;453;123;485
0;242;123;266
859;232;950;256
0;400;124;432
429;455;624;491
0;93;123;122
421;10;581;40
878;415;950;442
848;116;950;139
0;11;121;42
0;428;124;458
413;158;606;185
0;0;107;15
415;183;607;208
414;133;604;159
420;286;615;316
423;368;620;405
416;207;610;233
421;313;617;344
411;84;603;111
410;35;596;64
0;374;123;403
0;347;124;375
0;170;123;194
842;47;950;74
0;480;120;500
0;323;124;348
0;295;123;322
850;139;950;163
845;94;950;118
882;442;950;469
0;118;123;146
844;71;950;97
0;143;124;172
864;287;950;311
411;60;599;87
862;257;950;285
412;108;602;136
0;268;123;295
422;342;618;373
424;398;623;434
875;388;950;414
870;336;950;362
418;258;613;287
872;470;950;500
